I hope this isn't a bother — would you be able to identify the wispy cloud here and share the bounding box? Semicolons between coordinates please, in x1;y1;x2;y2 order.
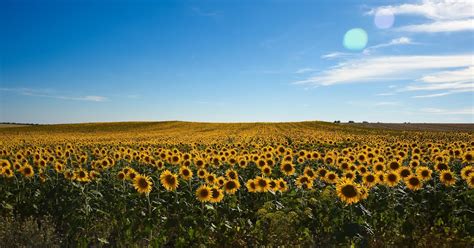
368;0;474;33
420;107;473;115
321;52;354;59
398;19;474;33
191;7;219;17
294;54;473;87
295;68;317;74
375;101;401;106
0;87;108;102
363;37;415;54
402;66;474;97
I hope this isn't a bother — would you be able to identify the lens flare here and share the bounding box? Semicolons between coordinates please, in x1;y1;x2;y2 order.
343;28;368;51
374;9;394;29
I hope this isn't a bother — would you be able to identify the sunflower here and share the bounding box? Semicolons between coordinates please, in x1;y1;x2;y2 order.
19;164;34;178
64;170;76;180
216;176;226;187
126;170;137;181
376;172;385;184
117;171;126;180
261;165;272;176
197;168;207;179
160;170;179;191
209;186;224;203
133;174;153;194
397;167;412;179
1;167;14;178
439;170;456;186
385;172;400;187
268;179;278;192
280;162;295;176
434;163;449;172
246;179;257;193
466;174;474;189
316;168;328;179
462;151;473;163
303;167;317;179
224;179;240;195
336;178;361;205
325;171;339;184
196;184;212;202
362;173;377;188
75;169;90;183
255;176;270;192
54;162;65;173
344;171;356;180
205;173;217;185
373;162;385;173
416;166;432;181
276;178;288;192
0;159;11;169
179;166;193;180
226;169;238;180
460;165;472;180
388;160;401;171
409;160;420;168
295;175;313;190
405;175;423;191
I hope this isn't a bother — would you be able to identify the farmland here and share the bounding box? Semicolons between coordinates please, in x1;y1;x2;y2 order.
0;121;473;247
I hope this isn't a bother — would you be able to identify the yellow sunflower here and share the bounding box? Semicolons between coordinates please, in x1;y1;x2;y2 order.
246;179;257;193
439;170;456;186
295;175;313;190
405;175;423;191
385;171;400;187
416;166;432;181
196;184;212;202
362;173;378;188
224;179;240;195
255;176;270;192
160;170;179;191
276;178;288;192
280;162;295;176
179;166;193;181
133;174;153;194
336;178;361;205
209;186;224;203
19;164;34;178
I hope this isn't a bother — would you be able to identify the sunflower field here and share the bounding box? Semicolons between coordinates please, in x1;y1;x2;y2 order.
0;122;473;247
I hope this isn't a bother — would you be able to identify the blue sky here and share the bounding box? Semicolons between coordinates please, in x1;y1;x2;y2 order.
1;0;473;124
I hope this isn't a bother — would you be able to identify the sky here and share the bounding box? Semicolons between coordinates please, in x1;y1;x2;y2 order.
0;0;473;124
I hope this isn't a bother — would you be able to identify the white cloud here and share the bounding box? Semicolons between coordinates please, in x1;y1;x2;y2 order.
295;68;316;74
0;87;108;102
363;37;415;54
402;67;473;97
398;19;474;33
420;107;474;115
294;54;473;86
368;0;474;33
321;52;354;59
375;101;400;106
368;0;473;21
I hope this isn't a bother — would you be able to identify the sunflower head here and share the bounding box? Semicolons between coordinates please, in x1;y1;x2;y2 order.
160;170;179;191
209;186;224;203
196;185;212;202
336;178;361;205
179;166;193;180
224;179;240;194
385;172;400;187
405;175;422;191
439;170;456;186
280;162;295;176
133;174;153;194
